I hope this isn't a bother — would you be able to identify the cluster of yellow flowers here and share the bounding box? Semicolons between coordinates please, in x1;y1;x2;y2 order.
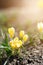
8;27;28;49
37;22;43;32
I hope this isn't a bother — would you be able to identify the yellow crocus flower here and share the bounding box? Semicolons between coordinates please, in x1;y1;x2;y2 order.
9;40;16;49
37;22;43;32
13;37;19;47
14;37;19;42
23;34;28;42
8;27;15;38
16;40;23;48
19;30;25;38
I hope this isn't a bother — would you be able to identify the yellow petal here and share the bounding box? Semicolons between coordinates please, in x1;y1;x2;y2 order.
19;30;25;38
14;37;19;42
8;27;15;38
23;34;28;42
16;40;23;48
9;40;16;49
37;22;43;32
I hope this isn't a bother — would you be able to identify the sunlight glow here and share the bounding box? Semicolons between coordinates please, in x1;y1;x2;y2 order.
37;0;43;8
